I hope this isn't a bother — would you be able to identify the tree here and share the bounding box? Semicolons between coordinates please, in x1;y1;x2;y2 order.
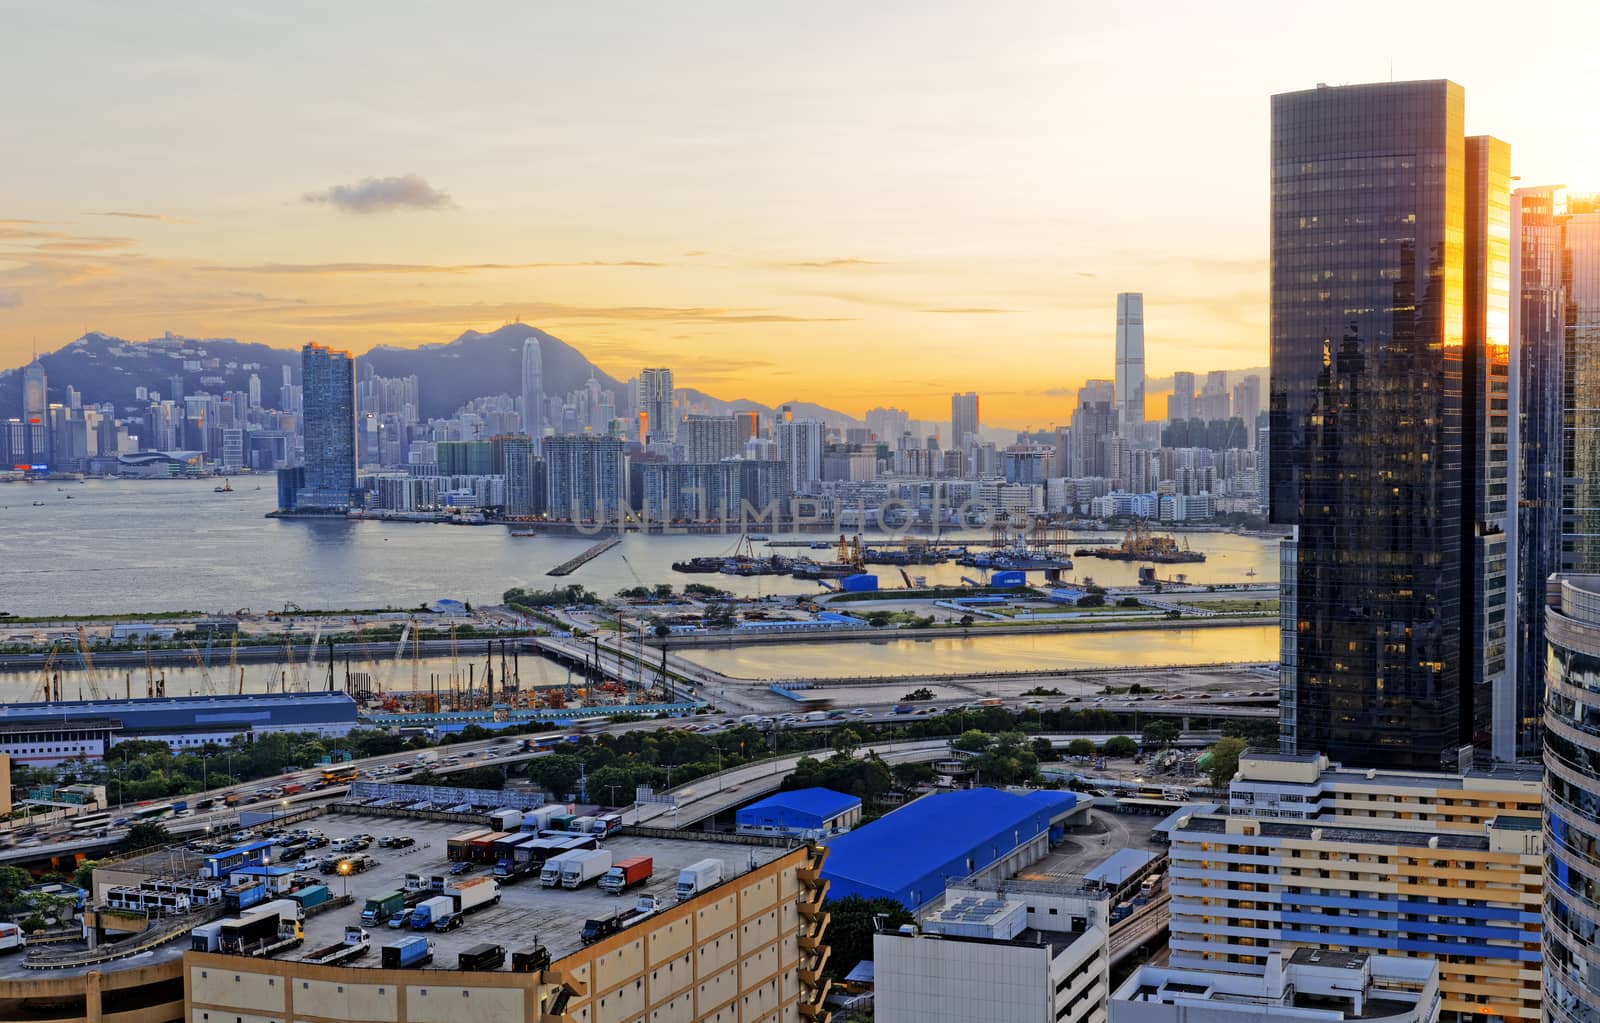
890;762;935;790
959;614;975;628
121;822;171;853
73;862;98;891
653;623;671;638
1142;720;1180;748
1076;593;1106;608
831;728;862;757
1031;737;1056;761
1102;735;1137;757
1207;737;1248;788
1067;738;1096;757
527;753;584;798
823;895;913;980
951;729;992;753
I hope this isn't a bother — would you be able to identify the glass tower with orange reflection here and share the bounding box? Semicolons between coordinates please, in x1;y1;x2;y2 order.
1270;80;1490;770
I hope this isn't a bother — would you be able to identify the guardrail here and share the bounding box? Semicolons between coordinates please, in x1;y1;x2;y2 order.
723;661;1276;687
617;825;799;848
24;904;224;970
329;802;490;826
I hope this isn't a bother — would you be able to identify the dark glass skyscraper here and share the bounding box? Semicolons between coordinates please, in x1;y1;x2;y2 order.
1270;80;1469;770
294;342;356;510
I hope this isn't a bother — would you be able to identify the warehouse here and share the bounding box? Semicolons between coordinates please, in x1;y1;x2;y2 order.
735;787;862;838
822;788;1077;909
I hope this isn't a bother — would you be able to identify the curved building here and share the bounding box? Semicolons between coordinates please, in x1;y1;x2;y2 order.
1544;574;1600;1022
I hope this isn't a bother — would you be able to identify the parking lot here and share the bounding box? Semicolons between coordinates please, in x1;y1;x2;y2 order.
285;812;790;969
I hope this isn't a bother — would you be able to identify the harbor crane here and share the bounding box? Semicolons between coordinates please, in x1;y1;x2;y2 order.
75;626;107;700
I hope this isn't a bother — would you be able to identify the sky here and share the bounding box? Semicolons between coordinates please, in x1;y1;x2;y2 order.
2;1;1597;428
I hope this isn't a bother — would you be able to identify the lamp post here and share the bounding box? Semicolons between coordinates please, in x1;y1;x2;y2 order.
338;859;352;899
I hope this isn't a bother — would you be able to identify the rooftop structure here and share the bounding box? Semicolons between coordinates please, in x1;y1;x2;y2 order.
735;787;862;839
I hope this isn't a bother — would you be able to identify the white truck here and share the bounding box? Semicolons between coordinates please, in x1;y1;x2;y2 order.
446;876;501;915
560;849;613;889
303;926;370;965
522;805;560;831
675;858;724;902
0;922;26;954
409;896;456;932
489;808;523;831
540;850;580;887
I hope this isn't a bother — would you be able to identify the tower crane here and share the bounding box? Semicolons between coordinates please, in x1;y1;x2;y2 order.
187;642;217;695
75;626;107;700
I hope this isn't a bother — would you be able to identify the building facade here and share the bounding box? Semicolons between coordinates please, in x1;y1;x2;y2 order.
544;434;624;524
1115;292;1145;438
1542;574;1600;1023
521;337;544;450
951;392;980;451
295;343;357;510
639;368;675;444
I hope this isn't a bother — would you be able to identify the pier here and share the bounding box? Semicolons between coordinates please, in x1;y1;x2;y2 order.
546;536;622;576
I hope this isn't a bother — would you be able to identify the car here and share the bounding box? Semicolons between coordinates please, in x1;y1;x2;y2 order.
295;857;318;870
850;708;867;716
112;816;131;827
392;836;416;849
229;831;251;843
378;836;396;848
319;856;341;873
449;860;472;876
304;835;328;849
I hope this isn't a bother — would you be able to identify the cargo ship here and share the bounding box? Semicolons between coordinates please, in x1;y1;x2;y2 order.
1077;523;1205;563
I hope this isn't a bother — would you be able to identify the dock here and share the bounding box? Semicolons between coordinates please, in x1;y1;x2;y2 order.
547;537;622;576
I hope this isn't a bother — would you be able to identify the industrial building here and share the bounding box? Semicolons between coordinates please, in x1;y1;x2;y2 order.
735;788;861;839
1167;752;1542;1023
0;692;357;765
821;788;1078;909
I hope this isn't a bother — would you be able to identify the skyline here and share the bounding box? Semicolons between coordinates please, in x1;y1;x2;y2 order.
3;2;1598;427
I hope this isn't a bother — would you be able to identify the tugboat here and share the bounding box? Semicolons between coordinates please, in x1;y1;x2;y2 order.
213;480;234;493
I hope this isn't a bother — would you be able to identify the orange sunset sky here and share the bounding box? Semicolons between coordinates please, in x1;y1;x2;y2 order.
2;2;1597;427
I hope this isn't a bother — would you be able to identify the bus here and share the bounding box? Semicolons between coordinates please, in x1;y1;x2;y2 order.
1139;873;1164;900
134;804;175;822
70;813;112;833
321;764;359;785
573;719;607;736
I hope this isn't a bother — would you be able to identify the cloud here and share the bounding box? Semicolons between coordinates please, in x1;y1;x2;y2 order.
198;260;663;275
922;307;1011;314
303;174;454;214
273;300;850;328
772;258;884;269
90;210;192;223
37;237;138;253
0;289;20;308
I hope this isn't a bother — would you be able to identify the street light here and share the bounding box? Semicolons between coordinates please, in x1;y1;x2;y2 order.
338;859;352;898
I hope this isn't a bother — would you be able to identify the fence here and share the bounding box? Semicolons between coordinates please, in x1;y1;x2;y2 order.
616;824;800;849
24;904;224;971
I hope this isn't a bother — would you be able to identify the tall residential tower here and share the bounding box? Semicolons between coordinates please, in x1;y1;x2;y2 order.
294;343;356;510
1114;292;1145;437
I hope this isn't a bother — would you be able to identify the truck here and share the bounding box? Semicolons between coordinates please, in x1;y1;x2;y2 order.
591;813;623;835
289;884;332;914
520;806;560;832
892;704;915;714
580;895;660;945
0;923;24;954
172;799;190;816
446;876;502;915
381;935;433;969
539;850;582;887
493;834;547;881
447;828;492;862
409;895;456;932
471;831;512;863
281;783;304;796
403;872;429;892
361;890;407;926
568;815;596;834
491;832;533;869
489;808;523;831
675;859;724;901
599;856;653;895
560;849;612;889
190;921;225;952
511;945;552;973
303;926;370;966
458;942;505;971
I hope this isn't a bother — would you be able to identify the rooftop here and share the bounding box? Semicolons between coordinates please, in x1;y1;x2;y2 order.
738;787;861;820
1084;848;1156;887
1174;814;1494;852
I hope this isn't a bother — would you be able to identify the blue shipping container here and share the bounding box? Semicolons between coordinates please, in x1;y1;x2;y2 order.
990;570;1027;588
840;574;878;593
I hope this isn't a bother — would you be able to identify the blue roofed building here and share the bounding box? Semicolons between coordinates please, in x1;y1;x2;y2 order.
821;788;1077;909
736;787;862;839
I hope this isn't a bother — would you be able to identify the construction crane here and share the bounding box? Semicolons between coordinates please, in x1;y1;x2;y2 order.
75;626;106;700
35;644;59;702
899;568;915;589
187;643;217;695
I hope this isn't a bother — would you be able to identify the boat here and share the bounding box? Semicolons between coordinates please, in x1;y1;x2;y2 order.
748;534;770;542
1245;568;1257;578
508;526;538;537
789;559;858;579
957;550;1072;571
672;557;729;574
1076;522;1206;564
214;480;234;493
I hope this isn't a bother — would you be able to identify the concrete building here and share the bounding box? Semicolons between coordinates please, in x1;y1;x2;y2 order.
1168;751;1542;1023
1112;952;1440;1023
294;343;357;510
735;788;861;839
776;419;823;494
682;415;742;465
639;367;675;444
1114;293;1145;439
876;895;1107;1023
951;392;980;452
544;434;625;524
521;337;544;449
1542;574;1600;1022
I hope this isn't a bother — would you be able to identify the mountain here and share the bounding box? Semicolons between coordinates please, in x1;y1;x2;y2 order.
675;387;862;429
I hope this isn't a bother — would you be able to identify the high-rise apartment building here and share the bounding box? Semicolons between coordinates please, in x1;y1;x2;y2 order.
1115;292;1145;436
680;414;742;464
293;343;356;510
1166;371;1195;422
776;418;823;493
1071;380;1117;479
520;338;543;449
1271;80;1505;771
866;406;910;445
1231;374;1262;430
543;434;624;523
639;368;675;444
951;392;980;450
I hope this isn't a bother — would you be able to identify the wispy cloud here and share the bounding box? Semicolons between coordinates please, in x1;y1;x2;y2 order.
90;210;192;224
37;237;138;253
0;289;20;309
922;307;1011;314
198;260;664;275
772;257;884;270
303;174;454;215
275;300;850;328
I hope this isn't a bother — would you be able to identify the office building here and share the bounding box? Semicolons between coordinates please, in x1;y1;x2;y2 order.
543;434;623;524
639;367;675;444
1230;374;1261;431
1167;751;1542;1023
951;392;980;450
1166;371;1195;422
1115;292;1145;437
520;337;543;448
21;357;47;464
1542;574;1600;1022
1071;381;1118;480
1271;80;1506;770
294;343;356;510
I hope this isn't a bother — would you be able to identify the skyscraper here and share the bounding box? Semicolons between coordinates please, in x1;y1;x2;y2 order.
521;338;544;450
21;358;46;464
640;368;675;444
1070;380;1117;479
294;342;356;510
1114;292;1145;436
1508;187;1575;760
950;392;979;449
1166;371;1195;422
544;434;624;523
681;415;741;464
1271;79;1476;770
776;418;824;493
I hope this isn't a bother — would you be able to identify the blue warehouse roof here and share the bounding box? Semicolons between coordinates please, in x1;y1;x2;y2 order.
737;788;860;826
0;691;357;732
822;788;1076;909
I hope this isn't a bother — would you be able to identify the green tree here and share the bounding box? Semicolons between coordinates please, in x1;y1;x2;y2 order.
1102;735;1137;757
527;753;584;798
1031;737;1056;761
587;764;639;807
1207;737;1248;788
958;614;975;627
73;862;98;891
951;729;992;753
121;822;171;853
824;895;913;979
653;623;671;638
1076;593;1106;608
831;728;862;757
890;762;935;790
1142;720;1180;748
1067;738;1096;757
